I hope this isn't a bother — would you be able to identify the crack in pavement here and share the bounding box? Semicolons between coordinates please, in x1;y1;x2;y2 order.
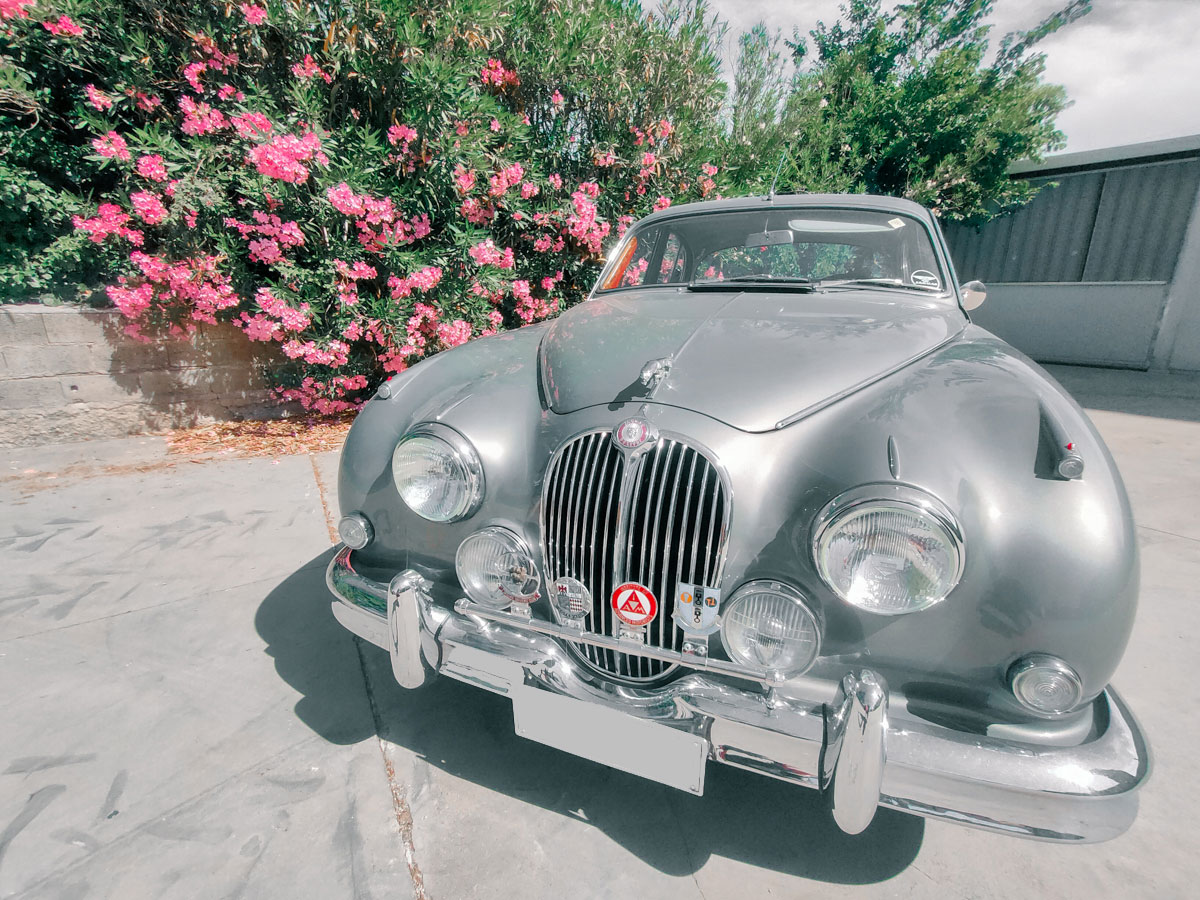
310;448;428;899
309;453;339;545
355;639;429;900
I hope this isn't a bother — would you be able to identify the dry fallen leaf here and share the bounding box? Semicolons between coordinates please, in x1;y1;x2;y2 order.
164;413;355;459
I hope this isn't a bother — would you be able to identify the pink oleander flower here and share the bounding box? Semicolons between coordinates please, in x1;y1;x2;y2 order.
550;89;564;107
183;61;207;93
255;288;311;331
548;173;562;190
489;118;501;133
438;319;471;348
217;84;244;101
454;166;476;194
533;235;552;253
239;312;280;341
185;210;198;229
73;203;142;244
387;123;417;147
480;58;519;88
136;154;168;182
179;96;227;136
1;1;32;21
240;4;267;25
335;260;378;281
641;151;657;168
654;196;671;212
409;266;442;291
92;131;130;161
136;92;162;112
247;132;327;183
594;150;616;167
248;238;282;265
84;84;113;112
701;163;718;176
468;239;515;269
43;15;82;36
460;197;494;226
455;121;469;137
107;282;154;318
231;111;272;139
130;191;168;225
291;54;332;83
520;182;539;199
488;162;524;198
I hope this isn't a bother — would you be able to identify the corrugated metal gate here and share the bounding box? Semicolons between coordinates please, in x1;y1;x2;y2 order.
942;142;1200;370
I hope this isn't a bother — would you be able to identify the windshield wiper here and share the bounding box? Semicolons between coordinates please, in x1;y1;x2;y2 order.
817;278;939;293
687;274;816;292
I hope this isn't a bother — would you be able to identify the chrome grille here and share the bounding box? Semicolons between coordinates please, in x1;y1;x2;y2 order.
541;430;729;682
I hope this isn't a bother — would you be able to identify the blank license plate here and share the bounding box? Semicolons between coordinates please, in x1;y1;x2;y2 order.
512;686;707;795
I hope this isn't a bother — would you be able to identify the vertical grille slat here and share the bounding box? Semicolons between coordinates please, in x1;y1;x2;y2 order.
541;429;729;683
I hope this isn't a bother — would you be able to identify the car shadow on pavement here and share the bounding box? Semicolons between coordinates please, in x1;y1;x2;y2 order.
257;552;924;884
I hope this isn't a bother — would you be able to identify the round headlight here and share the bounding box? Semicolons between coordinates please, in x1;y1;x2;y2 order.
720;581;821;677
391;424;484;523
813;484;964;615
455;527;540;608
1009;654;1084;716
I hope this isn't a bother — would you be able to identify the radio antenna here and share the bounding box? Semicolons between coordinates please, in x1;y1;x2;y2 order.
767;150;787;201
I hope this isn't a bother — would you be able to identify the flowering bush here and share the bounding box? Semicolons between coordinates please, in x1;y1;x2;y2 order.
1;0;738;412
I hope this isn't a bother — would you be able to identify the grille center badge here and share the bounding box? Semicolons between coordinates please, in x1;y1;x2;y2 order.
611;582;658;628
613;418;658;451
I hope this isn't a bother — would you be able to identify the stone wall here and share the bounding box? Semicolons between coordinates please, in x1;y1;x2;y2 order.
0;305;281;447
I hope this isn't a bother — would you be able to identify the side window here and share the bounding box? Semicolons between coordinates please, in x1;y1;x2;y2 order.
603;227;660;289
655;233;687;284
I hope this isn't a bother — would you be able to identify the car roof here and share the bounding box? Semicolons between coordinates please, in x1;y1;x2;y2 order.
633;193;936;229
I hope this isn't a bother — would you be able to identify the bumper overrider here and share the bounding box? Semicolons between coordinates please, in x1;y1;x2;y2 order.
327;546;1149;843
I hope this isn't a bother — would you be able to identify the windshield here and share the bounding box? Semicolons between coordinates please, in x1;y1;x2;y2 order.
597;207;948;294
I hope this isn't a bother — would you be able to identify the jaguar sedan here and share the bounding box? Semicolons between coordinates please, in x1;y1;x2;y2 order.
326;193;1149;842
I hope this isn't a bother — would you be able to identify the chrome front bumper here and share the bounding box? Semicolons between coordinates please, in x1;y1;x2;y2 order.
327;547;1149;843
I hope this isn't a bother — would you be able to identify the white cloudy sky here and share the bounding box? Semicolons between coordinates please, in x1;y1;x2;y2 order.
705;0;1200;153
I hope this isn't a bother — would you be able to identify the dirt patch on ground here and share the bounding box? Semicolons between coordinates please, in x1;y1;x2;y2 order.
165;414;355;458
2;414;354;497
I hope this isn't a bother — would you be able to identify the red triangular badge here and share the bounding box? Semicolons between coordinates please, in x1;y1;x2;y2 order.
619;595;644;614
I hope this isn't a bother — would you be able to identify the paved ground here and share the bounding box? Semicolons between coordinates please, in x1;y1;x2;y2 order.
1;364;1198;899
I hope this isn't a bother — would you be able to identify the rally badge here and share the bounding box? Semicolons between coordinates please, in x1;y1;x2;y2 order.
551;576;591;622
674;582;721;636
611;582;658;629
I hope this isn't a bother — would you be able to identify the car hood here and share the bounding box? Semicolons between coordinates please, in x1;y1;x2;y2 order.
539;288;966;432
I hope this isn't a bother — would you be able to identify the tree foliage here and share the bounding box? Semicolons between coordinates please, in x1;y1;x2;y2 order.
727;0;1092;219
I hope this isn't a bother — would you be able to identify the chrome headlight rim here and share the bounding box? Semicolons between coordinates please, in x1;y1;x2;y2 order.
719;580;823;678
811;483;966;616
455;525;540;609
1008;653;1085;718
391;422;485;523
337;511;374;549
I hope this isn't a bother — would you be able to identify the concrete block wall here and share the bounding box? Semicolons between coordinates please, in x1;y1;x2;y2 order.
0;305;281;447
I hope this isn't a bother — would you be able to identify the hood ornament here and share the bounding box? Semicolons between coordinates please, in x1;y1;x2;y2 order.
639;356;673;395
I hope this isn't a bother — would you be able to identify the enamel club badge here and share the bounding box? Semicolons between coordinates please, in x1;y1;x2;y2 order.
674;583;721;636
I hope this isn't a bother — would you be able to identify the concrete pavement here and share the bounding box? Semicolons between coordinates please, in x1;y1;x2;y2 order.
2;365;1198;898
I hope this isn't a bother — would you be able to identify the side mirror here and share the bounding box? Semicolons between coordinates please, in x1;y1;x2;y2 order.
961;280;987;311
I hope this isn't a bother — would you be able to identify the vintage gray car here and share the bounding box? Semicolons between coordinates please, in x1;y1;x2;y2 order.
326;193;1149;842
